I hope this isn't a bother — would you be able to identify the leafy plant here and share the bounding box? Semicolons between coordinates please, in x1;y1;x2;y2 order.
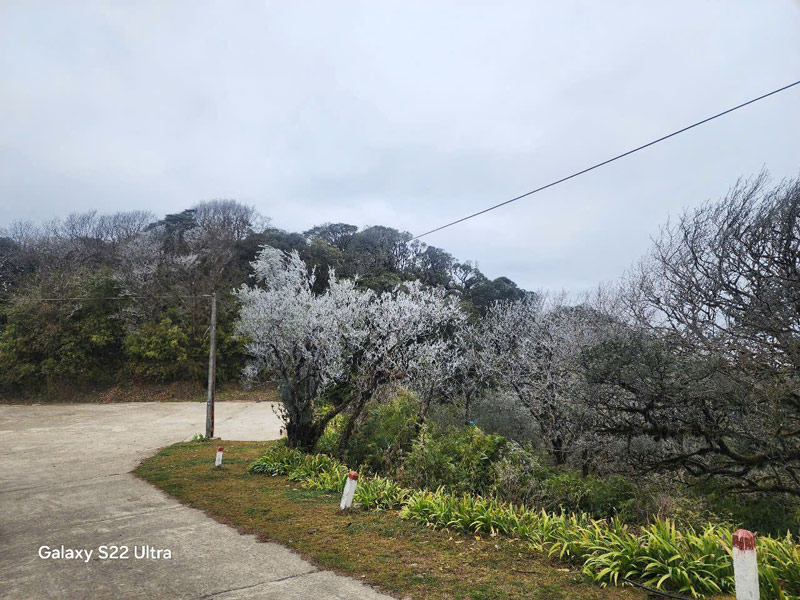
399;424;508;496
355;476;410;510
123;316;197;382
340;390;420;474
249;443;307;476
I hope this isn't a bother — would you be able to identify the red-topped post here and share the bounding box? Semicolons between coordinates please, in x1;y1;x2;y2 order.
732;529;759;599
339;470;359;510
215;446;224;467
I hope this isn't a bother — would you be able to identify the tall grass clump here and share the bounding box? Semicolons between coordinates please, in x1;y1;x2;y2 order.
248;443;307;475
355;476;410;510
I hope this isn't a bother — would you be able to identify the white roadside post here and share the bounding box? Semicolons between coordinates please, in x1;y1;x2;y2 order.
215;446;224;467
339;470;359;510
733;528;759;600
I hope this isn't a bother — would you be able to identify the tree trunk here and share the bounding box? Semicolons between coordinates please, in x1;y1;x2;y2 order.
552;435;566;466
337;394;368;454
285;418;323;452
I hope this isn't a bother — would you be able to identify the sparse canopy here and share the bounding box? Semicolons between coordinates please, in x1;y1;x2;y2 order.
599;173;800;494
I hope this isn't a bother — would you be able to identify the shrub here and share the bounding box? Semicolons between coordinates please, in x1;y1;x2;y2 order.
398;424;508;496
0;273;126;392
340;390;420;474
315;414;345;456
698;483;800;537
123;310;245;384
123;317;196;382
535;471;639;521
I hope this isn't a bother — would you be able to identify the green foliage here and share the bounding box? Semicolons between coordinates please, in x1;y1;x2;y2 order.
340;409;647;523
248;443;350;491
401;487;800;600
315;414;345;455
578;520;734;597
356;272;416;293
355;476;410;510
466;276;526;314
305;468;349;493
399;424;508;496
758;533;800;598
248;442;308;476
341;391;420;473
123;317;196;382
696;483;800;537
0;269;244;393
0;273;126;392
212;314;249;383
288;453;348;484
535;472;639;522
121;306;245;385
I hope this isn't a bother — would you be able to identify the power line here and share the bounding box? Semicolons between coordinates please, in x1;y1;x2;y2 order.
412;79;800;240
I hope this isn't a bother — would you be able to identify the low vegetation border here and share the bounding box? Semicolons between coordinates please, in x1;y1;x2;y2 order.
247;444;798;600
136;440;646;600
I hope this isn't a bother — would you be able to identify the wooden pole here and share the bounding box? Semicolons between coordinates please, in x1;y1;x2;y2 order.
205;292;217;439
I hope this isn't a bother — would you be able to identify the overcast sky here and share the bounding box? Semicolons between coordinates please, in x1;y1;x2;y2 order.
1;2;798;291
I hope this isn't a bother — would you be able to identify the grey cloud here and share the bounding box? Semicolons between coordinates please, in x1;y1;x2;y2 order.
1;1;798;292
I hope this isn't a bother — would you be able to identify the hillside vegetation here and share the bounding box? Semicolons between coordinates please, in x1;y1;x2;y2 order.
5;173;800;596
0;201;522;396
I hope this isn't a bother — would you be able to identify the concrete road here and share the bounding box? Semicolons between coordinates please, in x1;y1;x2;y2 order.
0;403;394;600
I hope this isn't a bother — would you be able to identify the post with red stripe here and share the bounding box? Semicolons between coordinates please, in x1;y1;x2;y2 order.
215;446;224;467
732;529;759;600
339;471;358;510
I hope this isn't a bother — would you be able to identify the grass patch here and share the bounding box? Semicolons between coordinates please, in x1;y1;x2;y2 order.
136;441;647;600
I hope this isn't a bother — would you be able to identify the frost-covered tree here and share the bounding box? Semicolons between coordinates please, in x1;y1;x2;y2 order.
408;320;495;425
235;246;466;450
480;295;609;467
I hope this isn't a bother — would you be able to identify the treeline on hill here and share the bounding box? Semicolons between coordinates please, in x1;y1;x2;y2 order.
0;201;524;395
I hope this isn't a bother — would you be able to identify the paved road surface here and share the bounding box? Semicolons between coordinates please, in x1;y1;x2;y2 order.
0;403;393;600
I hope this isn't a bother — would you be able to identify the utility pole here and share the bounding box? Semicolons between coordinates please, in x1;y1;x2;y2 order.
205;292;217;439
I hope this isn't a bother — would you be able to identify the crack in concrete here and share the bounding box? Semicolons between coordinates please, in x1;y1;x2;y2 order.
66;504;184;528
197;570;319;599
270;569;319;583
